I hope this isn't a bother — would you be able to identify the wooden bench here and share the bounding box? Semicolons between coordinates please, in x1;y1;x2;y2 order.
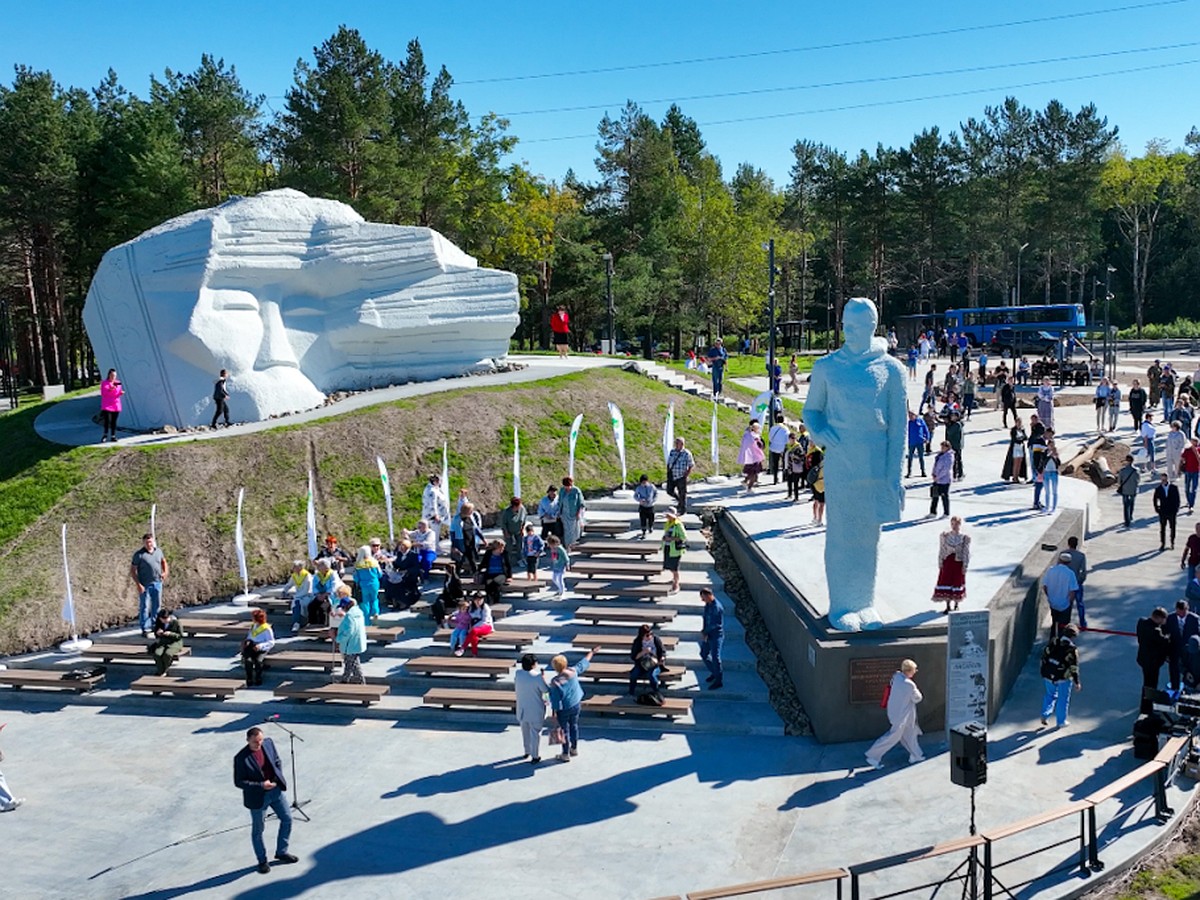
263;651;341;673
274;680;389;707
584;520;631;535
300;625;406;645
573;581;673;598
405;657;515;679
0;668;105;693
85;643;193;664
423;687;517;710
585;662;683;683
575;539;661;558
177;619;254;638
130;675;242;700
433;629;539;649
572;559;663;581
576;606;677;626
581;694;692;718
573;633;680;652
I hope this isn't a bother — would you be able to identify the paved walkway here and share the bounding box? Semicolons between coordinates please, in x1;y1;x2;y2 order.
1;350;1197;899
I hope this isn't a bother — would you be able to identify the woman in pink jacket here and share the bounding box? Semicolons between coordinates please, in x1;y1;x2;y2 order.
737;419;767;492
99;368;124;443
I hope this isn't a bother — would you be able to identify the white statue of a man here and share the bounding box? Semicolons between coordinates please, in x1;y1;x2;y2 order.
803;298;907;631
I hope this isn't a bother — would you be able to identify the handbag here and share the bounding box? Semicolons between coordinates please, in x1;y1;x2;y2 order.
638;655;658;672
549;726;565;745
880;683;892;708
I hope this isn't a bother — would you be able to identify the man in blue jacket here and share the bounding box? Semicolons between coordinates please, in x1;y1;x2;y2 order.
906;410;931;478
700;587;725;690
1166;599;1200;689
233;727;298;874
707;338;728;397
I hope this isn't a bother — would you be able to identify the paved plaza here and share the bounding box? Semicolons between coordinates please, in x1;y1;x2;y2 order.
3;350;1199;898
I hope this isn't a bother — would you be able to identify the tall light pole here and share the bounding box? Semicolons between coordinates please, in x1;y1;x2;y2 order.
1016;242;1030;307
763;239;778;413
1105;264;1116;380
602;252;614;355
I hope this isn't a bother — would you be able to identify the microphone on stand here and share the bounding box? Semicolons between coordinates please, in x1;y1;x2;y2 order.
264;714;281;722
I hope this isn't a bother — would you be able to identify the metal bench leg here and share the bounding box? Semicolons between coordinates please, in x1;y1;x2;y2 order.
1154;769;1173;820
1087;806;1103;870
1078;809;1089;874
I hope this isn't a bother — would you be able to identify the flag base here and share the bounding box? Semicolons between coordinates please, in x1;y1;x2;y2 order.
612;489;635;499
232;593;261;607
705;475;730;484
58;637;93;653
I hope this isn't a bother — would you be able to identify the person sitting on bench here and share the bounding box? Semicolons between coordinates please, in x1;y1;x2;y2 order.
412;520;439;580
148;607;184;675
481;540;512;605
241;609;275;687
309;559;340;627
283;561;314;633
462;593;494;657
388;541;422;609
628;623;666;697
315;534;351;578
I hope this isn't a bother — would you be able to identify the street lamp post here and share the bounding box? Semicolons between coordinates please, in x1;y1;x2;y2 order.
602;252;614;354
763;239;778;413
1016;242;1030;307
1105;264;1116;379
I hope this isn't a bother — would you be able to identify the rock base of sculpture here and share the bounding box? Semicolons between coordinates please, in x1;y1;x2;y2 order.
82;189;520;429
717;507;1084;744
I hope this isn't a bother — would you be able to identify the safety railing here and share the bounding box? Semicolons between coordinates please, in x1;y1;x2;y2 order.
675;734;1189;900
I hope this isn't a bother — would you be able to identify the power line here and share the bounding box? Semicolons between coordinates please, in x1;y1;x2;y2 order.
519;58;1200;143
498;42;1199;117
458;0;1193;85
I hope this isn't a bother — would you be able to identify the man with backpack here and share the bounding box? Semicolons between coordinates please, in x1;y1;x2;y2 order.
906;410;930;478
1040;624;1081;728
211;368;232;428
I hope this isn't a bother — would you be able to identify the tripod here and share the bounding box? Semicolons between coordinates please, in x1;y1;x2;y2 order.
266;718;311;821
932;786;981;900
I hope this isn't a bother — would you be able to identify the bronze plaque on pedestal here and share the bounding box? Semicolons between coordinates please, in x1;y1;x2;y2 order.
849;657;904;704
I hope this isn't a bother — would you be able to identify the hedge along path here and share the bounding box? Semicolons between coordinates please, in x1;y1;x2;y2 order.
0;368;751;655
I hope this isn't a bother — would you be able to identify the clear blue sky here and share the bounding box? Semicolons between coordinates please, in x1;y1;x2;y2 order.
3;0;1198;187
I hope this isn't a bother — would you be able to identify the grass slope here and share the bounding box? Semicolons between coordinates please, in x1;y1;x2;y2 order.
0;367;749;654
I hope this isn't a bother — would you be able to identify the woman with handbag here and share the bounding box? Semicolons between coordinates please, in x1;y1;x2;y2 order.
548;647;599;761
738;419;766;492
661;509;688;594
241;609;275;687
865;659;925;769
627;623;667;698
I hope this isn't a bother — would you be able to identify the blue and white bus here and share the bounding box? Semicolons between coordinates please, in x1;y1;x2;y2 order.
943;304;1086;347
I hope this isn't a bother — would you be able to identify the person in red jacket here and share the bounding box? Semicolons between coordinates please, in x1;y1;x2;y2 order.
550;306;570;358
1182;438;1200;513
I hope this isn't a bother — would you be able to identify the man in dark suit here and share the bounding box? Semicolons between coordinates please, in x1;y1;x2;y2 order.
1153;473;1182;551
233;727;298;874
1165;600;1200;689
1137;607;1171;696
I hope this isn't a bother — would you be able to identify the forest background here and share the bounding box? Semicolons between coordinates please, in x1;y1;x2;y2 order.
2;24;1200;389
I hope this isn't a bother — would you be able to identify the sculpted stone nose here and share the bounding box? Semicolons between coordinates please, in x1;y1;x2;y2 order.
256;299;300;370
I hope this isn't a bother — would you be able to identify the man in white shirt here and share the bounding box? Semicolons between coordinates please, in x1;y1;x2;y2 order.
1141;412;1158;471
767;414;790;485
421;475;449;547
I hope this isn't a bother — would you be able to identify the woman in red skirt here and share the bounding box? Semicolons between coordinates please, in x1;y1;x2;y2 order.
933;516;971;613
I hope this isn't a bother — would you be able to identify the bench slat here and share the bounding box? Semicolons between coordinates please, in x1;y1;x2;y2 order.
432;629;538;648
423;688;517;709
130;676;241;699
405;656;515;678
686;868;849;900
274;680;389;706
264;651;340;673
84;643;193;663
573;633;680;652
576;606;676;626
0;669;104;692
981;800;1091;843
582;694;692;718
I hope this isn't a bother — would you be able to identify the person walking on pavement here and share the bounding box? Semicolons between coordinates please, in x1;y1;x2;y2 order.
865;660;925;768
666;437;694;514
1040;624;1081;729
233;727;298;874
1042;552;1079;639
1167;600;1200;689
906;410;930;478
514;654;550;765
1000;378;1017;428
707;338;728;397
1182;439;1200;513
1166;421;1187;482
0;723;25;812
1137;607;1171;693
1183;522;1200;583
699;587;724;690
633;474;658;539
946;411;965;480
929;441;954;517
211;368;232;428
768;414;789;485
1117;454;1141;527
1154;472;1181;551
1062;537;1088;629
1129;378;1148;429
1141;411;1158;472
550;305;571;358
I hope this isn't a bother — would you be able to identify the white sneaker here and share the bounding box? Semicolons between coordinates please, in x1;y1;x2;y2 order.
291;623;300;633
1;798;24;811
865;755;882;770
908;754;925;764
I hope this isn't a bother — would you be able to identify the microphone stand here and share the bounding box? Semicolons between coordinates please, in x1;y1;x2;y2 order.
265;718;311;821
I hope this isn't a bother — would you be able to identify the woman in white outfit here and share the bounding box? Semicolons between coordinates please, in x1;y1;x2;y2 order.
866;659;925;768
514;654;550;765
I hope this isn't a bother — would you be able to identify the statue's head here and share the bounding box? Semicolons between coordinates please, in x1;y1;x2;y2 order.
842;298;878;353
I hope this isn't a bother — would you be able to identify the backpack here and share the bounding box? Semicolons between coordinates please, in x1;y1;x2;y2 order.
1040;641;1070;681
805;465;821;488
636;691;665;707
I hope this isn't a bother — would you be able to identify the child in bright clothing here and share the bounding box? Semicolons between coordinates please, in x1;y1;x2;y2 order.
545;534;571;597
522;524;545;581
448;600;472;655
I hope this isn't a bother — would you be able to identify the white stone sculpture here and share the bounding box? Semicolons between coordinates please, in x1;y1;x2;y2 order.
82;189;520;429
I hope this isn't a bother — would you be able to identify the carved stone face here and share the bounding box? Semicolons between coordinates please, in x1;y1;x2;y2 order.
842;299;878;354
84;189;519;428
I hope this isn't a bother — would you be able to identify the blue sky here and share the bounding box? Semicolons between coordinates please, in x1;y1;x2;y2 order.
2;0;1198;187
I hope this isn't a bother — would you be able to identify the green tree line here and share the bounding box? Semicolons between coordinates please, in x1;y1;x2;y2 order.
2;25;1200;388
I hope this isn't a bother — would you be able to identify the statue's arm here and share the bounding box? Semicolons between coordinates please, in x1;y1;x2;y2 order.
803;365;838;448
887;364;908;467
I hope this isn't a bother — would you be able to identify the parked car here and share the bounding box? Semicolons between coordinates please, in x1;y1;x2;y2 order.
989;329;1059;358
